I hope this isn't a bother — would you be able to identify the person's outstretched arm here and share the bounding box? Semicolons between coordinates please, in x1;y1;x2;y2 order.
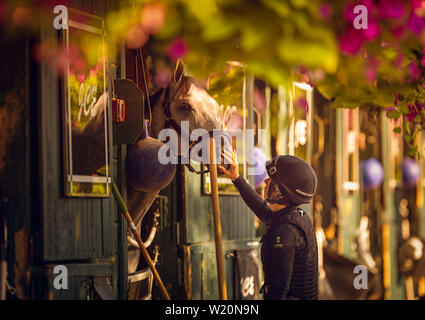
219;149;272;221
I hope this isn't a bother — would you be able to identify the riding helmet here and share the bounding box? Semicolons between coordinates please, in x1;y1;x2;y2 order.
265;155;317;205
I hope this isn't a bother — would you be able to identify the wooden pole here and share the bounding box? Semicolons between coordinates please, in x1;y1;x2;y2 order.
209;137;227;300
111;183;171;300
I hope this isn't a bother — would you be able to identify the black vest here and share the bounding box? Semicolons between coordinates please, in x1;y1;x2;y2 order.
262;207;318;300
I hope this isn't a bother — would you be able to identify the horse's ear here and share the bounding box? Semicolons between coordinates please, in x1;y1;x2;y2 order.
173;59;185;83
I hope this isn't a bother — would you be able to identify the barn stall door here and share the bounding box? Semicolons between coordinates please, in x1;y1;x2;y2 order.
38;2;121;299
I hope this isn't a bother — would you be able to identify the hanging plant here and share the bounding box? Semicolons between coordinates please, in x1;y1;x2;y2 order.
5;0;425;156
315;0;425;158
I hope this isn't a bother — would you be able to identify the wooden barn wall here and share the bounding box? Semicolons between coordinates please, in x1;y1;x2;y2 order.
0;28;38;300
39;0;118;263
184;170;257;244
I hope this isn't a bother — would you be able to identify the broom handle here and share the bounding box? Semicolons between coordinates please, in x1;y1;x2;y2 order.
112;183;171;300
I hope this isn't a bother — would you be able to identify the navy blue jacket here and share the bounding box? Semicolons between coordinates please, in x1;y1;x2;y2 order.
233;176;318;300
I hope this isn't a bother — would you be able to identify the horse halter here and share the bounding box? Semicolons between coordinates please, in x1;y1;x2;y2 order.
161;85;224;175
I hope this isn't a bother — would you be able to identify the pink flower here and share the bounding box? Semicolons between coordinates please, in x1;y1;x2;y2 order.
409;61;421;79
407;104;416;122
89;65;99;78
141;2;166;34
394;94;400;106
392;25;404;38
411;0;423;10
421;56;425;67
407;11;425;34
365;67;377;83
378;0;405;19
394;52;405;67
166;37;188;60
406;103;425;122
125;26;148;49
339;28;365;55
365;57;379;83
344;0;375;23
362;18;381;40
344;3;356;23
386;106;394;117
319;3;333;20
296;97;309;112
154;69;171;87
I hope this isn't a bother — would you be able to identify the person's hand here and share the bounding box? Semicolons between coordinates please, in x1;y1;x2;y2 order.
219;149;240;181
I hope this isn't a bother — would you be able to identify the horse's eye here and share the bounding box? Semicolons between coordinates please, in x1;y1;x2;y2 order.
181;102;192;111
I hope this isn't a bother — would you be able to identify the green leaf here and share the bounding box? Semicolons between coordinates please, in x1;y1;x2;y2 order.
330;96;343;109
404;121;411;135
290;0;308;8
261;0;291;17
277;37;338;72
382;47;397;60
414;114;422;123
317;76;341;100
201;17;237;41
393;127;402;133
388;109;401;119
240;20;271;51
400;104;409;115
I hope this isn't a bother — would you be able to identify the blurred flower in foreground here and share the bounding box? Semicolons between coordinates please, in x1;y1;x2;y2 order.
33;40;59;65
394;52;405;68
392;25;404;38
126;25;148;49
12;7;32;27
412;0;425;17
0;0;7;23
34;40;87;78
141;2;166;34
166;37;188;60
344;0;375;23
409;61;420;79
378;0;405;19
154;68;171;87
362;18;381;40
318;3;333;20
407;10;425;34
365;65;377;83
296;97;308;112
56;46;86;79
339;28;364;55
307;69;325;84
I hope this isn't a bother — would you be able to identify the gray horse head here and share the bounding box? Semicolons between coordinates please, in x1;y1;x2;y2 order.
150;61;222;143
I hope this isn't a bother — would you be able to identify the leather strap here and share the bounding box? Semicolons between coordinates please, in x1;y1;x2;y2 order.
160;85;211;175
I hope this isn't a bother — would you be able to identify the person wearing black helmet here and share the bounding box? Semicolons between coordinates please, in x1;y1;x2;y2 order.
219;150;319;300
